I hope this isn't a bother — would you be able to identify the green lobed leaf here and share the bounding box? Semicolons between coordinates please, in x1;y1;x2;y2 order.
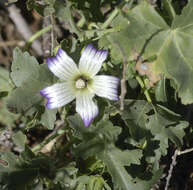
7;64;54;115
119;100;188;162
129;169;163;190
107;100;187;163
99;1;168;64
142;1;193;104
11;48;39;87
0;67;16;125
0;97;18;126
12;131;26;151
99;145;152;190
154;78;167;102
68;115;163;190
0;67;13;92
68;115;121;159
0;152;38;190
40;108;57;130
74;175;111;190
100;0;193;104
7;49;57;129
147;109;188;156
54;163;78;189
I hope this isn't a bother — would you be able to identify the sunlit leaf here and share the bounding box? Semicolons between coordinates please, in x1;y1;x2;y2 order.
0;67;13;92
11;48;39;87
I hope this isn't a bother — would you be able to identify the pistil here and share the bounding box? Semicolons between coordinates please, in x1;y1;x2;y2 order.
76;78;86;89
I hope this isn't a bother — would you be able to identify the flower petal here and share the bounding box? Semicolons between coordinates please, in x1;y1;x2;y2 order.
40;82;75;109
92;75;120;100
76;93;98;127
47;48;79;80
79;44;108;76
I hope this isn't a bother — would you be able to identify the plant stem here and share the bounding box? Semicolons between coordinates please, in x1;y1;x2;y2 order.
115;43;127;111
32;133;58;152
164;149;178;190
136;76;152;103
165;147;193;190
25;25;52;51
32;128;65;152
178;147;193;155
101;8;119;29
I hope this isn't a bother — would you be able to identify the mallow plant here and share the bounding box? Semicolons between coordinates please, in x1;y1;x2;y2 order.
0;0;193;190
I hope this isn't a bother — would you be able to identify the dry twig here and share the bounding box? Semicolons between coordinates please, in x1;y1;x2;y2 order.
165;149;178;190
165;147;193;190
0;40;25;47
178;147;193;156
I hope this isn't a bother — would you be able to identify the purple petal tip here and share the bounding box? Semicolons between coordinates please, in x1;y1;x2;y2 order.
46;103;52;109
40;90;46;97
57;48;64;56
46;102;57;109
46;57;53;67
83;118;93;128
81;109;99;127
101;50;108;57
86;44;94;50
115;96;120;101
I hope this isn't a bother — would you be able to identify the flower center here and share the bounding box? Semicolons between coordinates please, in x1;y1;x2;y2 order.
75;78;86;89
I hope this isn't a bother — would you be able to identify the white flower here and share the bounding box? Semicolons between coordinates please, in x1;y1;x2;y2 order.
40;44;119;127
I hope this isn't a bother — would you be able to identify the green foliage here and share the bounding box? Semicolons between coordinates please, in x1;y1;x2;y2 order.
154;78;167;102
0;67;13;92
12;131;26;151
0;151;38;190
68;115;143;190
7;48;57;128
68;114;168;190
119;100;188;161
1;0;192;190
99;147;143;190
0;67;17;125
68;115;122;159
40;109;57;130
0;97;18;126
11;48;39;87
101;0;193;104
